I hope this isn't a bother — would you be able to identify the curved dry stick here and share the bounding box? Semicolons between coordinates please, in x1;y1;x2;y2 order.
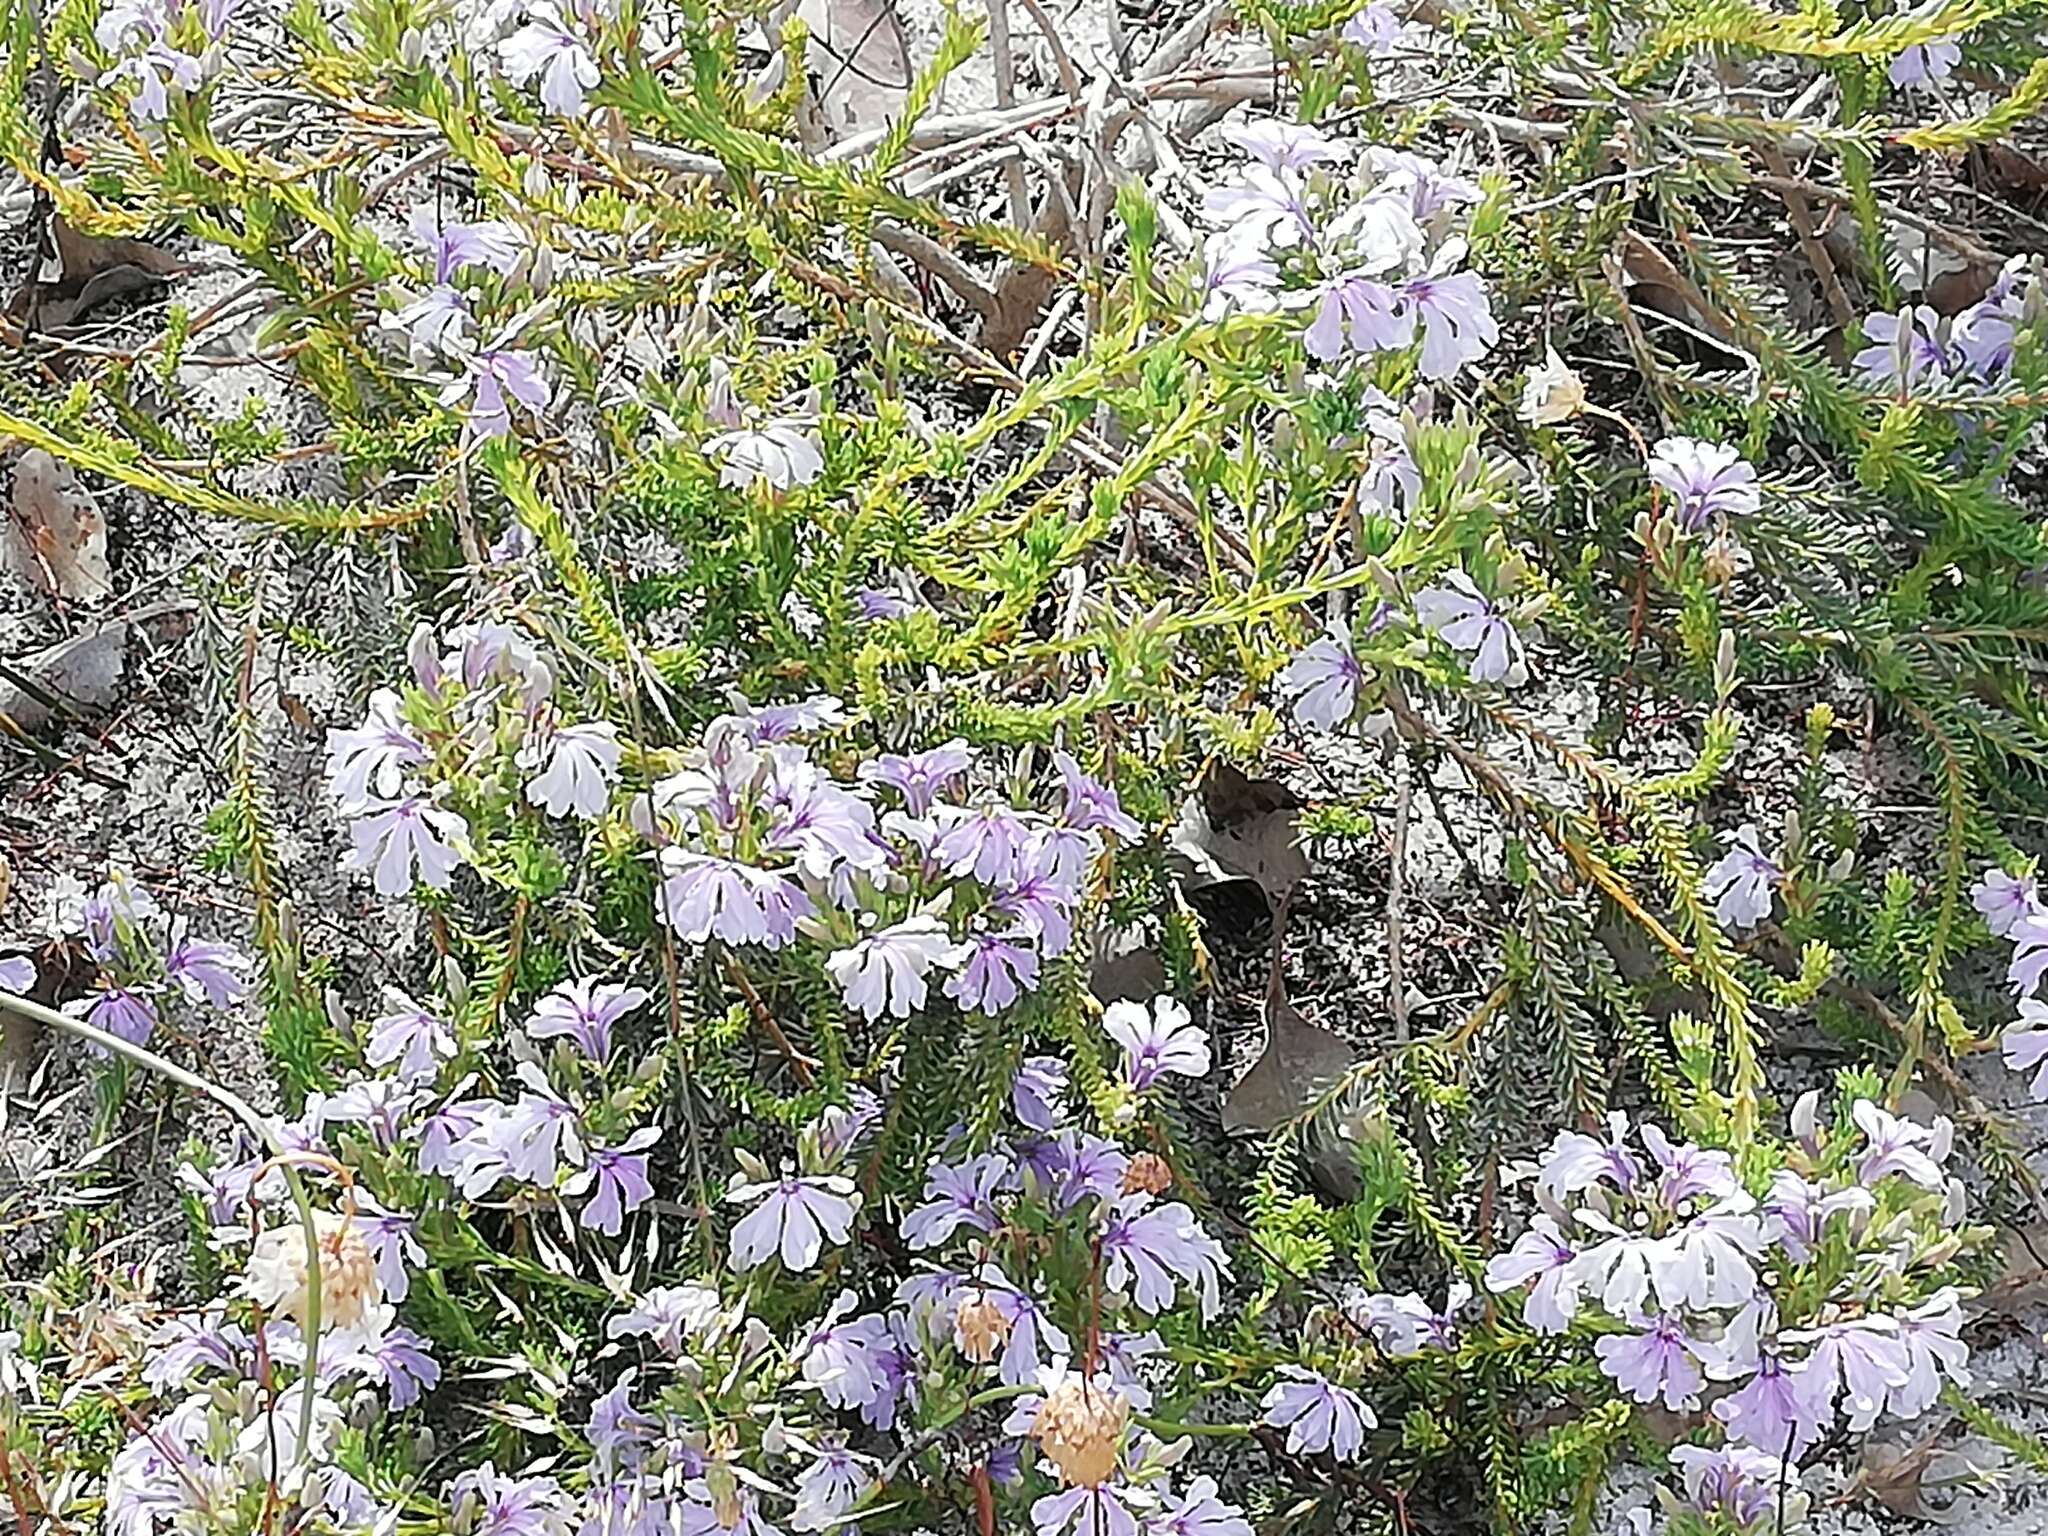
0;988;326;1471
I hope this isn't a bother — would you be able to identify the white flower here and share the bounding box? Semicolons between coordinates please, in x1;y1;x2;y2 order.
324;688;427;812
1518;346;1585;426
342;797;469;898
825;917;968;1022
1700;824;1780;932
523;721;622;819
707;424;824;490
1102;996;1210;1088
727;1173;861;1271
1413;568;1527;686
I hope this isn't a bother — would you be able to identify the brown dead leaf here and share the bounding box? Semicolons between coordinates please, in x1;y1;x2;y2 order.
1980;143;2048;196
1090;926;1168;1004
1222;987;1357;1134
801;0;911;141
1168;760;1311;908
5;448;110;605
1847;1438;1978;1523
8;213;193;332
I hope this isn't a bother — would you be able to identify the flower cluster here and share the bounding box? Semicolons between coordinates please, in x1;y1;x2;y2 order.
30;870;250;1052
1486;1098;1973;1486
1852;258;2041;391
1202;123;1496;381
95;0;231;123
636;703;1139;1023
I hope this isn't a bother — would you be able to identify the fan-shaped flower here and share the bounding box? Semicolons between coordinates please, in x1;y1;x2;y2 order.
1701;824;1780;932
1413;568;1526;685
825;916;968;1022
1259;1366;1373;1460
728;1172;859;1271
1279;618;1362;729
523;721;622;819
343;797;469;897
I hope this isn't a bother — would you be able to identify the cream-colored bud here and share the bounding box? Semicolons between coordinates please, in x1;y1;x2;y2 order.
1518;347;1586;427
952;1294;1011;1364
242;1209;379;1332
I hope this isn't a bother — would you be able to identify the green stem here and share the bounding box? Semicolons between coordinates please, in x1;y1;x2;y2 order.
0;988;325;1470
1135;1415;1253;1438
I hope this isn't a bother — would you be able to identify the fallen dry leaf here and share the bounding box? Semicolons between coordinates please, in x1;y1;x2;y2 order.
1168;759;1311;909
1222;987;1357;1134
9;213;194;332
5;447;111;605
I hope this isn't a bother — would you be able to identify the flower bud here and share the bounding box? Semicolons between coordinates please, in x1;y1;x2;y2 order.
399;26;426;67
1518;346;1586;427
952;1293;1011;1363
1790;1089;1821;1156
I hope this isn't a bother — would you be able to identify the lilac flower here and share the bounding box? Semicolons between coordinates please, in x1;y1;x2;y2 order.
1413;568;1526;685
678;1481;778;1536
164;928;247;1008
179;1155;254;1226
1259;1366;1373;1460
144;1313;249;1391
450;1464;571;1536
1204;166;1315;248
1646;437;1762;530
1403;259;1498;379
500;5;599;115
1854;306;1950;390
1536;1112;1643;1201
1012;1055;1069;1133
1954;299;2017;380
1153;1476;1255;1536
525;977;648;1061
1305;274;1406;362
325;688;427;812
1715;1346;1826;1460
792;1446;871;1532
1701;823;1780;932
745;694;849;741
1657;1198;1766;1311
811;1088;884;1166
1760;1170;1872;1261
1891;1288;1970;1419
1889;36;1960;89
407;205;523;283
985;1279;1072;1386
72;986;159;1050
525;722;622;820
1639;1123;1738;1210
1360;409;1421;518
587;1371;657;1467
945;929;1041;1016
354;1191;425;1301
418;1096;494;1178
1100;1195;1230;1318
858;1327;919;1432
366;992;455;1081
1053;750;1141;840
1030;1129;1131;1211
860;740;973;815
368;1326;441;1409
488;1061;586;1188
656;851;812;950
763;752;884;879
2011;911;2048;996
110;41;203;124
1279;618;1362;729
902;1153;1010;1249
1222;120;1346;173
1852;1099;1950;1189
1103;996;1210;1088
1671;1445;1800;1533
344;796;469;898
932;804;1036;885
2004;1000;2048;1099
390;282;472;359
1371;149;1486;225
1033;1486;1143;1536
856;585;915;621
1342;0;1401;52
826;916;967;1022
1202;229;1281;320
1482;1214;1581;1333
1594;1313;1703;1411
443;349;551;439
1788;1316;1911;1432
728;1172;860;1271
0;955;31;992
567;1126;660;1235
993;847;1084;955
1974;867;2041;937
801;1295;894;1410
325;1075;421;1149
606;1283;721;1354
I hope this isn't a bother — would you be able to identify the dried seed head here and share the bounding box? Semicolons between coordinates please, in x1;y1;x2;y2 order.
243;1209;378;1331
1032;1375;1130;1488
1120;1151;1173;1197
952;1293;1012;1364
